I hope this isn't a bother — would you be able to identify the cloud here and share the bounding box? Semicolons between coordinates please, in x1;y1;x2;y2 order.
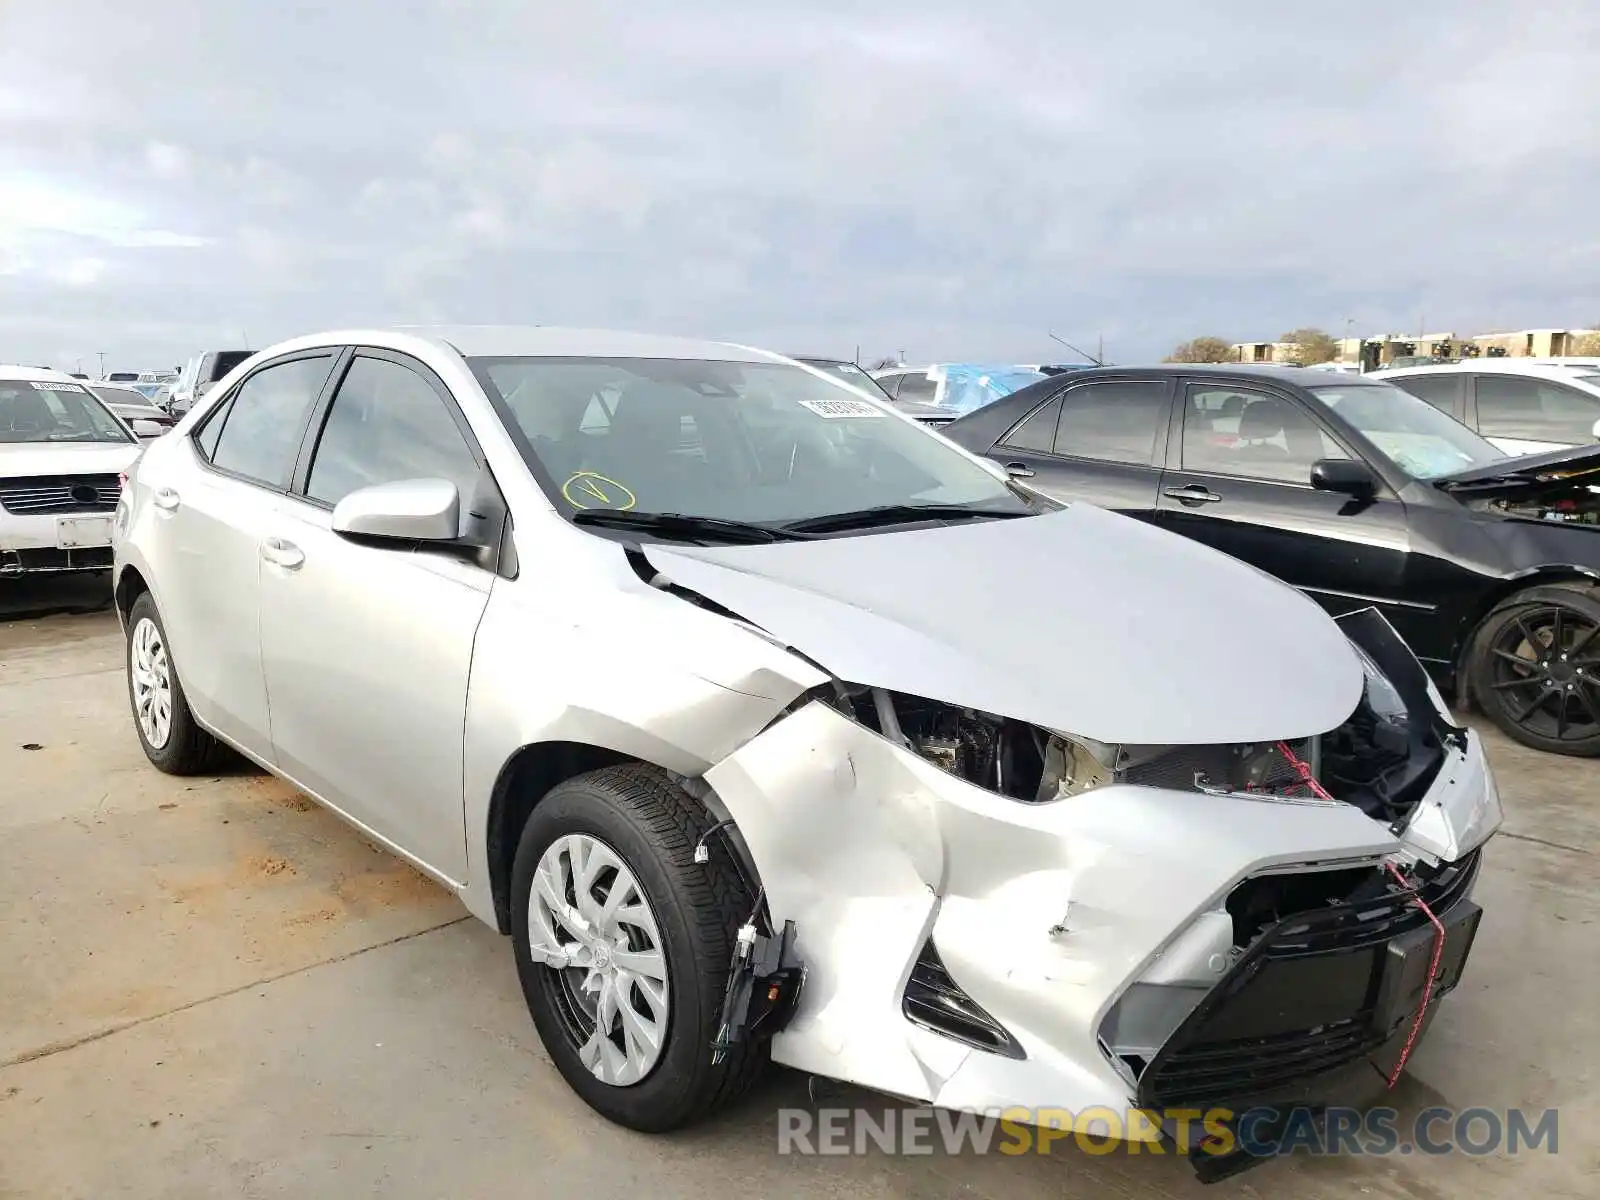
0;0;1595;371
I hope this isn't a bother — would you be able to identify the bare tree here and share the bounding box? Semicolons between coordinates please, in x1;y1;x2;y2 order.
1164;336;1234;363
1279;327;1340;364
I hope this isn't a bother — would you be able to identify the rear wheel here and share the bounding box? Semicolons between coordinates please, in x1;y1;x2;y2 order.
1468;582;1600;756
126;592;224;773
510;764;764;1131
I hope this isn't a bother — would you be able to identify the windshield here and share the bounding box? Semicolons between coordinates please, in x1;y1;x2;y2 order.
0;379;134;444
1305;382;1505;479
797;359;896;401
470;356;1027;527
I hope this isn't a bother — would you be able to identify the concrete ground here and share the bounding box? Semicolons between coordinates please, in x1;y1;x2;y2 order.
1;575;1595;1199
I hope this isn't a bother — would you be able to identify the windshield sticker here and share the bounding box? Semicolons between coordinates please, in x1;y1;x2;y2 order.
30;381;87;393
562;471;637;510
797;397;886;419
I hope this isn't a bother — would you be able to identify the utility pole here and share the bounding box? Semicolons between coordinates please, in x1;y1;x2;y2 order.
96;351;106;376
1097;334;1104;365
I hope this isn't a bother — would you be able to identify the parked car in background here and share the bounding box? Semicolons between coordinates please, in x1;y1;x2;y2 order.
169;349;254;414
1;366;141;576
1382;361;1600;456
871;362;1047;416
791;356;960;425
88;384;177;440
943;363;1600;756
1307;362;1364;375
112;327;1497;1179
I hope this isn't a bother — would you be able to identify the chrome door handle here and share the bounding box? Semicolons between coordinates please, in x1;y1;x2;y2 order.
153;488;181;511
261;537;305;570
1004;462;1036;478
1163;485;1222;505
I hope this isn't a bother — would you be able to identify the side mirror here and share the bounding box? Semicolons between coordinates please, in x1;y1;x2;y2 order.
332;478;461;543
131;419;166;438
1310;458;1378;497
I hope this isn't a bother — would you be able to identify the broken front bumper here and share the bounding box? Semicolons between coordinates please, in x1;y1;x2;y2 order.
702;642;1499;1144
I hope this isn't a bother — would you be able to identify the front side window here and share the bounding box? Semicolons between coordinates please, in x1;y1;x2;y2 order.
1390;373;1460;414
471;356;1025;525
1052;381;1168;465
1305;381;1502;479
1475;375;1600;444
305;356;480;506
0;379;133;445
1182;388;1349;484
208;356;334;487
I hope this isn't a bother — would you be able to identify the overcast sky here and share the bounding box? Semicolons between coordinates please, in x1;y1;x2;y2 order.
2;1;1598;372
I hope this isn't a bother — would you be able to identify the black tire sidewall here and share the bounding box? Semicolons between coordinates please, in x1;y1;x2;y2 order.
509;774;730;1131
125;593;201;771
1469;585;1600;756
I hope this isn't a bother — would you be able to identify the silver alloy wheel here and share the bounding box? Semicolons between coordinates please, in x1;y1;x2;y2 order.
527;833;671;1086
130;616;173;750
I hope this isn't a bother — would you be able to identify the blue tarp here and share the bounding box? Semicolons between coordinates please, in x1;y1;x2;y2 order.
939;364;1048;414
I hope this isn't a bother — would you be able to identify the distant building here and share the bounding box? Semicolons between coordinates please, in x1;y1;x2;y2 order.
1469;329;1600;357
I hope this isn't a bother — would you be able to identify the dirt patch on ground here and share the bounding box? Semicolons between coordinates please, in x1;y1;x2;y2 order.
333;862;444;911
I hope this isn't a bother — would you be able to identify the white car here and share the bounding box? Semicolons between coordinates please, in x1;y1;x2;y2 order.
2;367;142;577
113;327;1498;1178
1382;360;1600;456
871;363;1048;416
87;384;179;440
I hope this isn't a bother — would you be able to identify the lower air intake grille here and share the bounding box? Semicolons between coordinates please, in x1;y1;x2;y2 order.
902;940;1025;1059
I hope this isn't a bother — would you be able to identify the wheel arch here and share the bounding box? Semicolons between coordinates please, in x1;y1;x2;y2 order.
1452;565;1600;703
114;562;150;627
485;740;654;933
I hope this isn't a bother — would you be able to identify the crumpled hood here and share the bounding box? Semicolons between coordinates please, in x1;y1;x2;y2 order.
1435;442;1600;496
0;440;141;477
644;504;1365;745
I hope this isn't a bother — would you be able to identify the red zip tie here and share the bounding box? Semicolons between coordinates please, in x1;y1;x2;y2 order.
1381;860;1447;1088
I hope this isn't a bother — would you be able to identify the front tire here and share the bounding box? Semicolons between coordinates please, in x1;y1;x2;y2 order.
510;764;764;1131
1468;582;1600;756
125;592;223;773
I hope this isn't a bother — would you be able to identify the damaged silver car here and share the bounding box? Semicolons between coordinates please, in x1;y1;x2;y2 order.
112;326;1501;1179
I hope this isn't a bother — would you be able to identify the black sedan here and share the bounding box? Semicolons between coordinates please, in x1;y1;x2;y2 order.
942;363;1600;756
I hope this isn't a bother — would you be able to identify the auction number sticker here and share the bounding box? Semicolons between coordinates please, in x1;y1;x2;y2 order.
30;381;87;393
797;397;886;419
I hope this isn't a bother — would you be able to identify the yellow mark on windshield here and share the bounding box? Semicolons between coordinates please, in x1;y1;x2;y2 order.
562;471;637;510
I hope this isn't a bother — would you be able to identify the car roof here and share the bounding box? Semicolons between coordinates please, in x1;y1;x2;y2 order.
0;364;80;381
386;324;783;363
1380;360;1600;379
1055;363;1386;386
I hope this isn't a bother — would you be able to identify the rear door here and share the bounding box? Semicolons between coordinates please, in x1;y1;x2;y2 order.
147;350;340;758
1468;372;1600;454
988;376;1173;520
1153;381;1418;635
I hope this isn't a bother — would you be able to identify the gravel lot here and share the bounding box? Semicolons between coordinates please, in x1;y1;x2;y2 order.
2;576;1596;1199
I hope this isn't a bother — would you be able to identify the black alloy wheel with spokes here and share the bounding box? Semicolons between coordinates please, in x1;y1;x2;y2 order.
1470;582;1600;756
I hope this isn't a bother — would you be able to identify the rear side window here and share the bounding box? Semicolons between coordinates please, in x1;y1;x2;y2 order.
208;356;334;487
305;356;480;506
896;373;938;403
1052;381;1169;465
1475;375;1600;444
999;396;1063;453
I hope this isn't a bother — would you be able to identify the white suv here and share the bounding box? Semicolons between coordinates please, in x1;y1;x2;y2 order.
1383;360;1600;456
1;366;142;577
112;326;1498;1177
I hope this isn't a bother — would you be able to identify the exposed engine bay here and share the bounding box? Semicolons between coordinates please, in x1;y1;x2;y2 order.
820;612;1461;826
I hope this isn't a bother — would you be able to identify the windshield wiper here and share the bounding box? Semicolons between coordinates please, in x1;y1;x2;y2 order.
569;509;812;544
781;503;1033;534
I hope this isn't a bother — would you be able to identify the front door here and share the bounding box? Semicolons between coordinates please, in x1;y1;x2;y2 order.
258;351;494;881
1154;382;1418;638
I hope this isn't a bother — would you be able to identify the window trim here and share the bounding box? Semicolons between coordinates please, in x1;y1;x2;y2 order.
190;347;348;493
284;346;489;512
996;392;1064;455
1171;381;1368;491
1000;376;1174;468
